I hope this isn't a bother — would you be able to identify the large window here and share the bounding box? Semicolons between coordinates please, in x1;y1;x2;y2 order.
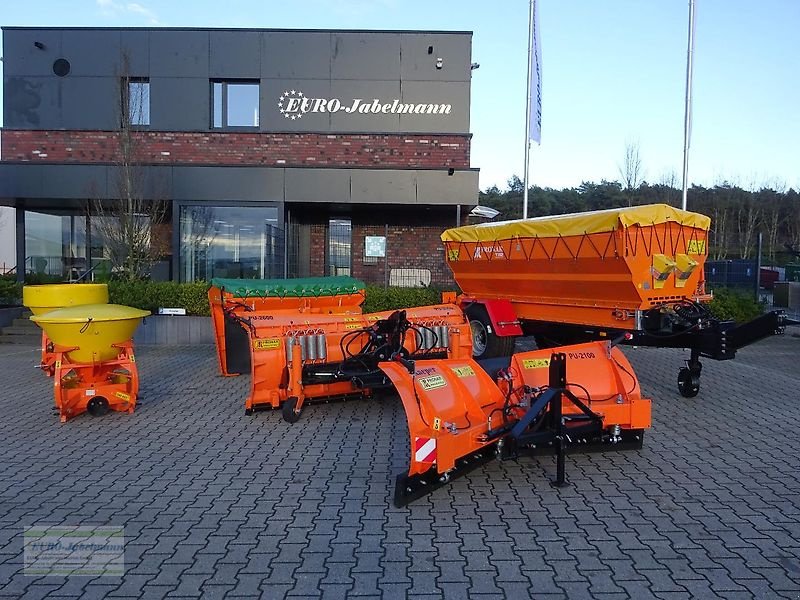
328;219;352;276
126;79;150;126
212;81;260;129
180;206;282;282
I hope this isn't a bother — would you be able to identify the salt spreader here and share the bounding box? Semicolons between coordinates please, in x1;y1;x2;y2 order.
30;303;149;422
442;204;788;397
22;283;109;376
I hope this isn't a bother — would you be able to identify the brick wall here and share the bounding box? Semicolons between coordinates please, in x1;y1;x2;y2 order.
0;130;470;169
353;222;454;287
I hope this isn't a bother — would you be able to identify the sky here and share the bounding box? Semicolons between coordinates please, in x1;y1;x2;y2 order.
1;0;798;192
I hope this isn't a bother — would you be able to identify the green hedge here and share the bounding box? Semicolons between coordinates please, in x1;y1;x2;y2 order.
362;285;443;313
706;288;764;323
0;279;23;306
108;281;211;316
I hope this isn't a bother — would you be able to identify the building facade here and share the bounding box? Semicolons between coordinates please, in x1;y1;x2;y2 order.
0;27;479;284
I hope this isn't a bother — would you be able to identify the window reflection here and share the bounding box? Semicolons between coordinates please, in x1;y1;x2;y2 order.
180;206;283;282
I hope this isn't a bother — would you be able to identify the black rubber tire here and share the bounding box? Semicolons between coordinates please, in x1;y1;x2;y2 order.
87;396;110;417
282;396;302;424
465;304;515;359
677;367;700;398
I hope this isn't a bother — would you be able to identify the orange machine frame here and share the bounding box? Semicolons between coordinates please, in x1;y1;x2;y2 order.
242;304;472;418
51;341;140;423
208;284;365;377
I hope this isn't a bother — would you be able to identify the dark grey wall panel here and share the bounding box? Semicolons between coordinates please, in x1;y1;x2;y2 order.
261;32;331;79
329;80;401;132
351;170;415;204
0;164;44;197
285;169;349;204
399;81;469;133
149;77;209;130
416;170;478;204
260;79;332;132
61;30;121;76
2;29;63;77
149;30;209;77
0;163;477;207
210;31;260;78
39;164;109;198
120;30;150;76
172;167;284;201
61;77;118;129
3;76;61;129
331;33;401;80
400;34;471;82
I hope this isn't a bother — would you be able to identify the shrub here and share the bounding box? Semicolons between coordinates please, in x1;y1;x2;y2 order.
363;285;443;313
0;279;23;306
706;287;764;323
108;281;211;316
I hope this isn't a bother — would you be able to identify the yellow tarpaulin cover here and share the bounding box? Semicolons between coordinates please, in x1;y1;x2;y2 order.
441;204;711;243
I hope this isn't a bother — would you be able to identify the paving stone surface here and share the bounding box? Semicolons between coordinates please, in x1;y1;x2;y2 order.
1;330;799;599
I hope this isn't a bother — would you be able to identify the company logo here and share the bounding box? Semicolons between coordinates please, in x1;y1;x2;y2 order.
278;89;452;120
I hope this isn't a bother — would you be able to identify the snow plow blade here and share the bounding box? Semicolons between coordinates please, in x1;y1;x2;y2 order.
380;340;651;507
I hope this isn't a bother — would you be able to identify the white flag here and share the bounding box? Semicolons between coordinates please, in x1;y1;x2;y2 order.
528;0;542;143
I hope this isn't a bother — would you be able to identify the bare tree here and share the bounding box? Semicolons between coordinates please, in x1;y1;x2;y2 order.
759;179;786;264
655;169;680;207
708;179;734;260
735;178;762;260
90;53;167;281
618;140;644;206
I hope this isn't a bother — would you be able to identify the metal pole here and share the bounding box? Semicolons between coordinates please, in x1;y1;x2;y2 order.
522;0;535;219
755;232;763;302
15;206;25;284
681;0;696;210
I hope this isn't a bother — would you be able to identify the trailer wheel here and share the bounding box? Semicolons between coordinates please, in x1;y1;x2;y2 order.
677;368;700;398
282;396;302;423
466;305;515;359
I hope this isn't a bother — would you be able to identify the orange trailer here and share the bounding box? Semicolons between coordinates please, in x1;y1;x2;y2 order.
442;204;787;396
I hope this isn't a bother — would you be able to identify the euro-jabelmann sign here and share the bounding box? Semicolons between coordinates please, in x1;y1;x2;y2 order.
278;89;452;120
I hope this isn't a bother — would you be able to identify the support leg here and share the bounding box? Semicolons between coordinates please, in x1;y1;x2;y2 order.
678;348;702;398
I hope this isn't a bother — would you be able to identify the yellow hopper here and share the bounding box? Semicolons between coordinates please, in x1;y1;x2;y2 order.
23;284;109;315
31;304;150;363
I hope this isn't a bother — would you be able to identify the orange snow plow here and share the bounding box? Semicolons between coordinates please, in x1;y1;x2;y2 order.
208;277;366;376
237;303;472;422
381;336;651;506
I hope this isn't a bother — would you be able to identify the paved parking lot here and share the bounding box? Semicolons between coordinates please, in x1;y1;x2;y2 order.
1;331;799;599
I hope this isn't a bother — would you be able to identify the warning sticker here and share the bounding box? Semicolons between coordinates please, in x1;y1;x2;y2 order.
344;317;359;322
115;391;131;402
419;375;447;391
433;417;442;431
451;365;475;378
687;240;706;254
253;338;281;351
447;248;460;261
345;324;362;330
523;358;550;369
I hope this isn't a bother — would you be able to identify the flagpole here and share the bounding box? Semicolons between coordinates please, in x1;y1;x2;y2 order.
523;0;535;219
681;0;696;210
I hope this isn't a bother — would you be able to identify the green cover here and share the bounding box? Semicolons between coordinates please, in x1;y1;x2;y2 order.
211;276;366;298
